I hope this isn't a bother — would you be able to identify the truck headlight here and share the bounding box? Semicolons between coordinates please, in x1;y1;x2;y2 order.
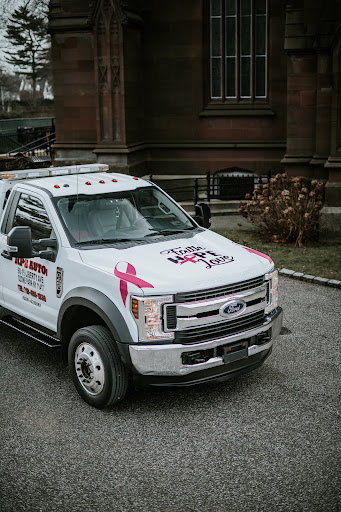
265;269;279;314
131;295;174;342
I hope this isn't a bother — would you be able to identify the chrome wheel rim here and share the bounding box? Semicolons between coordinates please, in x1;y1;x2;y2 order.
74;343;105;396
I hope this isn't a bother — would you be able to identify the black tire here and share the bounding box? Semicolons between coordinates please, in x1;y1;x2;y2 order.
68;325;129;408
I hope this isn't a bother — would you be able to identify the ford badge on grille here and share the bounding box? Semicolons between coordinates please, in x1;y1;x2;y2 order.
219;299;246;318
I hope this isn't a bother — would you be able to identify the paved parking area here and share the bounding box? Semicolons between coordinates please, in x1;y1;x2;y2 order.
0;278;340;512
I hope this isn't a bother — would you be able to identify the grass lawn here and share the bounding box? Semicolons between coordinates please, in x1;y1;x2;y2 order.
213;228;341;281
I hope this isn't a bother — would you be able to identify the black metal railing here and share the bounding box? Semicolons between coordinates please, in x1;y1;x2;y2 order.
148;172;211;204
148;171;272;205
8;131;56;160
0;131;20;154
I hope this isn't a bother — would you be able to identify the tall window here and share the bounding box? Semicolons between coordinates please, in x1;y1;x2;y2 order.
210;0;268;101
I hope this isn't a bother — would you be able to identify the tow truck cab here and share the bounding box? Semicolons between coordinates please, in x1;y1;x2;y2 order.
0;164;283;408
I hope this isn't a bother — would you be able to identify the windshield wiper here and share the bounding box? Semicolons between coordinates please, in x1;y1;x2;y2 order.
75;238;133;246
75;228;196;245
145;228;195;237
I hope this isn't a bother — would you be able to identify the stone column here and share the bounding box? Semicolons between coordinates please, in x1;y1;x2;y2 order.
281;5;317;177
321;39;341;241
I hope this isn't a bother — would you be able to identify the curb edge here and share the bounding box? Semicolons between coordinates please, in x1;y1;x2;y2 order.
278;268;341;289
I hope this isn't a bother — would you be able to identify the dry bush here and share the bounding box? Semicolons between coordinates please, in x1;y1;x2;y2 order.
239;173;324;247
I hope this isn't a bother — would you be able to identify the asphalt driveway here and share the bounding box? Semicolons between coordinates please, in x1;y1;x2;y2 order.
0;277;340;512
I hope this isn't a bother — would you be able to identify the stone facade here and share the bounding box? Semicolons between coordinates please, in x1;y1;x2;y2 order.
49;0;341;204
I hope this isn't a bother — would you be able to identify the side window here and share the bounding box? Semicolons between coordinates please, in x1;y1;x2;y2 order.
12;193;53;240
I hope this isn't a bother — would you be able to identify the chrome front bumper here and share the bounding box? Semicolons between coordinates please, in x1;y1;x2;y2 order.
129;307;283;377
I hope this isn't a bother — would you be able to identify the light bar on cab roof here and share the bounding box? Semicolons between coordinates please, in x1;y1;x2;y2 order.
0;163;109;181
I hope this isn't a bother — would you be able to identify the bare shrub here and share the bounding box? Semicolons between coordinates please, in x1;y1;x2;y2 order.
239;173;324;247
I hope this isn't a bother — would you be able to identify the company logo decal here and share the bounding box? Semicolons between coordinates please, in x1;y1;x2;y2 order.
114;262;154;306
160;245;234;270
56;267;64;298
15;258;48;276
14;258;48;307
219;300;246;318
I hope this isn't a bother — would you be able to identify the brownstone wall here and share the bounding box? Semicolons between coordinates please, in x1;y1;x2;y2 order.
139;0;287;175
49;0;339;184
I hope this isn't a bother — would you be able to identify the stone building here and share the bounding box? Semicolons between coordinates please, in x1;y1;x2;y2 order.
49;0;341;222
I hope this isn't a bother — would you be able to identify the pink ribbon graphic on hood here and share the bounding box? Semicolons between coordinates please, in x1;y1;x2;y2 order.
232;242;273;264
243;247;273;264
114;262;154;306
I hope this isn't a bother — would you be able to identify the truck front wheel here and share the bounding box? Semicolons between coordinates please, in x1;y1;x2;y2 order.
68;325;129;408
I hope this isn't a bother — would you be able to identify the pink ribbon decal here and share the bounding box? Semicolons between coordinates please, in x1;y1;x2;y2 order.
244;247;273;264
179;254;198;265
114;262;154;306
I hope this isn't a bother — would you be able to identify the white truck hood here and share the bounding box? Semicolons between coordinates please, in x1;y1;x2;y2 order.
78;229;273;297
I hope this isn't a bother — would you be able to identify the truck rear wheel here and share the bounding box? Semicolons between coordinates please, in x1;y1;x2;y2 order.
68;325;128;408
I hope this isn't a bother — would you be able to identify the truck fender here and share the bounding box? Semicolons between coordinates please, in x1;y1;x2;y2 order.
57;287;134;361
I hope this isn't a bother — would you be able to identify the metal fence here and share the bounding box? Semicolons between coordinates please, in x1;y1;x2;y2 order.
8;130;56;160
149;171;272;204
0;118;55;157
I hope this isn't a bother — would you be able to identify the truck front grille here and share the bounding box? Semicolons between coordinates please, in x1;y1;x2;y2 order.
174;275;264;303
166;305;177;330
173;311;266;344
164;275;269;345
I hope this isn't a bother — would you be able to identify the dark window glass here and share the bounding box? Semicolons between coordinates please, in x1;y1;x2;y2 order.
13;194;52;240
226;16;236;56
211;58;222;97
255;14;266;54
255;56;266;96
255;0;266;15
211;0;221;16
240;56;251;97
241;0;251;15
211;17;222;56
241;15;251;55
226;57;236;96
209;0;268;101
225;0;236;16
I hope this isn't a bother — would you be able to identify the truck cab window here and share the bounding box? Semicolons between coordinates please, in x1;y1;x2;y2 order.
12;193;53;240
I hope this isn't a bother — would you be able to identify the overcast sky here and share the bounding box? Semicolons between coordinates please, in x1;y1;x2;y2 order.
0;0;34;73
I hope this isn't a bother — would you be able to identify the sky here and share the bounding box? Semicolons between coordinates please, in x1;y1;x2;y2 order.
0;0;21;72
0;0;41;74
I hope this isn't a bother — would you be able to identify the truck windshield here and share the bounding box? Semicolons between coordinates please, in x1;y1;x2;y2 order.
54;186;196;245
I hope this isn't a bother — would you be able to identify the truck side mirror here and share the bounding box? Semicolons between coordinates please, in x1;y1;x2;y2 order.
194;203;211;229
7;226;33;259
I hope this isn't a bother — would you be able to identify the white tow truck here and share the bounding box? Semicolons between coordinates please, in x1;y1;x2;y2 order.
0;164;282;408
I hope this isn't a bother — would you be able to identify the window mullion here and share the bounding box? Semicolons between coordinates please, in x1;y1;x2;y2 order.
222;0;226;101
251;0;255;100
236;0;240;101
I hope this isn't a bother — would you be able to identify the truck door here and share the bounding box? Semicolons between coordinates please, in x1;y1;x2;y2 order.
0;191;61;332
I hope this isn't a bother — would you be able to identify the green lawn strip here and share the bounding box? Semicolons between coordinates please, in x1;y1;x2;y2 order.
214;229;341;281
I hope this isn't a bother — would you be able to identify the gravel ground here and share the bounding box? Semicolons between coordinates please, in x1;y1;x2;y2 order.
0;278;340;512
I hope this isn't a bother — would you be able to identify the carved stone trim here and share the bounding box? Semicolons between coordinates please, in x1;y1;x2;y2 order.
89;0;127;26
98;56;108;93
111;56;120;89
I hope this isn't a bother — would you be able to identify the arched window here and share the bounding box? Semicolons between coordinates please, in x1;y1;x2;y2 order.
209;0;268;101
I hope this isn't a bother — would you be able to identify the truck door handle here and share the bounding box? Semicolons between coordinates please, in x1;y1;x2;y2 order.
1;250;12;260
